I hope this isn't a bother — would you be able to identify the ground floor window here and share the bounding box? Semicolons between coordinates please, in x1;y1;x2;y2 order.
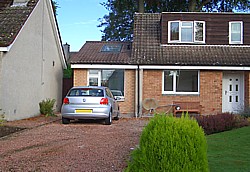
88;69;124;95
162;70;199;94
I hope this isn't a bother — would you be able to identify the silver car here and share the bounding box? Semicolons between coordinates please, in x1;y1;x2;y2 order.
61;86;120;125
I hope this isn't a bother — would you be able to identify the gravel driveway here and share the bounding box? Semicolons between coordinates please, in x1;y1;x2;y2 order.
0;116;149;171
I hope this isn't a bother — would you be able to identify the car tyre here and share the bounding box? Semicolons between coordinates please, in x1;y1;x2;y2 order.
105;111;112;125
62;117;70;124
114;109;120;120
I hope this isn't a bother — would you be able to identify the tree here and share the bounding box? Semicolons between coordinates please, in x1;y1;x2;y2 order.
51;0;59;16
98;0;250;41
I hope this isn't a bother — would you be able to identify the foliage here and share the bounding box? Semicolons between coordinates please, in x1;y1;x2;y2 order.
207;126;250;172
39;99;56;117
51;0;59;16
63;65;73;78
125;114;208;172
195;113;249;135
239;106;250;118
99;0;250;41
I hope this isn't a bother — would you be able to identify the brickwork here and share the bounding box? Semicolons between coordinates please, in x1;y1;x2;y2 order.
142;70;223;115
118;70;136;115
244;72;250;109
73;69;87;86
200;71;222;115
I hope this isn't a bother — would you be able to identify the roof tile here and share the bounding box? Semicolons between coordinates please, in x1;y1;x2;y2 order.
0;0;38;47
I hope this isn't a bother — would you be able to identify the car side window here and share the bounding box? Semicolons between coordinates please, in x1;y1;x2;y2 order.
105;88;114;98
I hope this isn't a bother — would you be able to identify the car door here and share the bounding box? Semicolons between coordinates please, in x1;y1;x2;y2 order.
105;88;119;116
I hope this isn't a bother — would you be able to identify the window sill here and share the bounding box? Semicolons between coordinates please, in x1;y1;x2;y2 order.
162;93;200;96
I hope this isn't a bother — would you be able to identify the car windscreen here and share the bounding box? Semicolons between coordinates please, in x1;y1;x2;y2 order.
68;88;104;97
111;91;122;96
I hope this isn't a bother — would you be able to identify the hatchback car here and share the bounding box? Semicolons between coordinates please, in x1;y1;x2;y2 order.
111;90;125;102
61;86;120;125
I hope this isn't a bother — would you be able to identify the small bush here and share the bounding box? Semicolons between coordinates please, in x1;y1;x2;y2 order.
39;98;56;117
195;113;249;135
239;106;250;118
125;114;208;172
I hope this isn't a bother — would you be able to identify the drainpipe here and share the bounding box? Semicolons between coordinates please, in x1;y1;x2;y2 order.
136;64;143;118
136;64;140;118
0;52;3;116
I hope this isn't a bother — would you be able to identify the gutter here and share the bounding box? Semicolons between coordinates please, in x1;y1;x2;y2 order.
0;45;12;52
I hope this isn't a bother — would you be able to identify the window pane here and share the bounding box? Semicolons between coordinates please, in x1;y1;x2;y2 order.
170;22;179;41
195;22;204;42
101;44;122;52
164;71;173;91
231;33;241;42
89;70;99;75
101;69;124;94
89;77;98;86
176;70;198;92
182;22;192;27
181;28;193;42
231;23;241;42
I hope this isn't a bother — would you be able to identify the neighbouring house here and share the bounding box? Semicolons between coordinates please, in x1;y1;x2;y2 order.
70;12;250;117
0;0;67;121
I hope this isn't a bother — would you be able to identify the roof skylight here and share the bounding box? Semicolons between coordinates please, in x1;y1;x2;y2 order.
11;0;29;7
101;44;122;52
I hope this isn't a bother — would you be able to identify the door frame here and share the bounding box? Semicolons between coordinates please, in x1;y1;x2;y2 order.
222;71;244;113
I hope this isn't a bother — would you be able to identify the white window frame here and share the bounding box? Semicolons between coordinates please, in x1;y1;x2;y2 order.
162;70;200;95
88;70;101;86
168;21;205;44
229;21;243;44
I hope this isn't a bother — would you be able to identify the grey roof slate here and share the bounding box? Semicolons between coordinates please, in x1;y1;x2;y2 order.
0;0;38;47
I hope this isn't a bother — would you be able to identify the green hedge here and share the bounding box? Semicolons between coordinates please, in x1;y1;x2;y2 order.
125;114;208;172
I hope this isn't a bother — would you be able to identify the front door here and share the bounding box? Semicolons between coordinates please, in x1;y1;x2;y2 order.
222;72;244;113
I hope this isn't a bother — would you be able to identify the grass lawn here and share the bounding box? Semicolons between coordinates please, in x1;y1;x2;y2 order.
207;126;250;172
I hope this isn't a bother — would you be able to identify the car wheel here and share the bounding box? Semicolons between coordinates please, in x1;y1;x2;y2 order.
114;109;120;120
105;111;112;125
62;117;70;124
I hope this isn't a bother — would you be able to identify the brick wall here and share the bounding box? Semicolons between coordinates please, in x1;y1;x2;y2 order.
73;69;87;86
118;70;136;115
142;70;223;115
244;72;250;109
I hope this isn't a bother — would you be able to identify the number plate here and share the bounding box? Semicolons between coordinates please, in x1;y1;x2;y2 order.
75;109;92;113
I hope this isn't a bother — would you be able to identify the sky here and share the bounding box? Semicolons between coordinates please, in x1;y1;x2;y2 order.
55;0;108;51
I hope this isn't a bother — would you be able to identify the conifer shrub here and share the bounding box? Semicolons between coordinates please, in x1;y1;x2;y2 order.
125;114;208;172
39;98;56;117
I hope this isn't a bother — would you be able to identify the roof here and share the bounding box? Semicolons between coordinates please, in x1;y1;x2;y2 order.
132;13;250;66
70;41;132;65
0;0;38;47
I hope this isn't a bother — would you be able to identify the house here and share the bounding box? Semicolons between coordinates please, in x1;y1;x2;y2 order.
70;12;250;117
0;0;67;121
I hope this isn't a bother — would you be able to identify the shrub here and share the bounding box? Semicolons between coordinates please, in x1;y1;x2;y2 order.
195;113;249;135
39;98;56;117
125;114;208;172
239;106;250;118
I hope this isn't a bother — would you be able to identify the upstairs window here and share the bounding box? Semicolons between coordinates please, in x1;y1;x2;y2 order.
168;21;205;43
229;21;243;44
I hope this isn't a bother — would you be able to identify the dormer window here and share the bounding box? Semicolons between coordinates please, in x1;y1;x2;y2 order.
168;21;205;43
229;21;243;44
